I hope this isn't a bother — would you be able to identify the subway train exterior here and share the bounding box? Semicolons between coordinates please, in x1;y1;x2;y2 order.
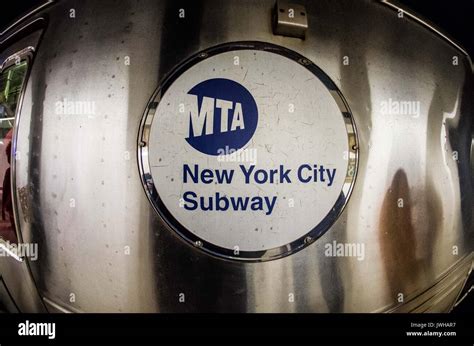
0;0;472;313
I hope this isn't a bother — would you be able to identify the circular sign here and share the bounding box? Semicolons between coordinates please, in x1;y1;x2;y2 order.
139;42;358;261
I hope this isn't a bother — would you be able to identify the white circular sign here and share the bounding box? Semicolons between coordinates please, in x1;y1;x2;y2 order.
139;43;358;261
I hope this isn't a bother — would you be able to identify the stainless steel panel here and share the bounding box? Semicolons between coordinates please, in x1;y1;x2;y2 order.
1;0;472;312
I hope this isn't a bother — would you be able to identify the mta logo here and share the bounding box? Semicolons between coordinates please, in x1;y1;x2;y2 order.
185;78;258;156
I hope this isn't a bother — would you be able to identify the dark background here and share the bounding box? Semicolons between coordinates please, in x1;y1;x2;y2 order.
399;0;474;57
0;0;472;314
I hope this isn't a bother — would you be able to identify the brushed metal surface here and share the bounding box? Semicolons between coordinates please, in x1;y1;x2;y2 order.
0;0;472;312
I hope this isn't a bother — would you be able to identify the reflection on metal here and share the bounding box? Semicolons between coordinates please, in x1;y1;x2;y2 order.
0;0;472;313
0;20;47;313
453;269;473;310
17;186;30;223
0;47;34;70
42;296;82;313
272;1;308;39
385;253;473;313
